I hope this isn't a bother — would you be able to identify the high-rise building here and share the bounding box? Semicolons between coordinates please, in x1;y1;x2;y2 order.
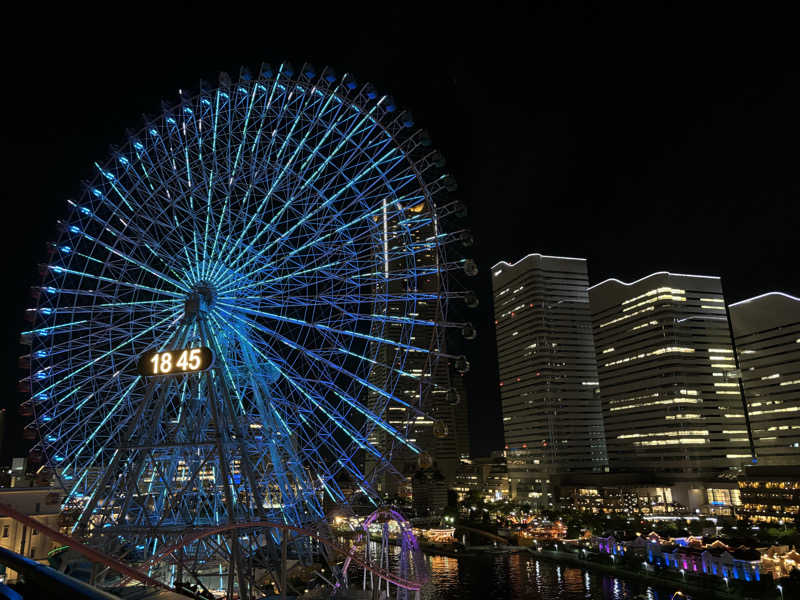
729;292;800;466
589;272;752;477
364;206;469;502
492;254;608;502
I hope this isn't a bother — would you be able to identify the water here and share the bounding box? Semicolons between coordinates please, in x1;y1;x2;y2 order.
421;552;687;600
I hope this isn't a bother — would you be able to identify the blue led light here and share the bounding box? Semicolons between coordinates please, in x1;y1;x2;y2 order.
23;68;458;580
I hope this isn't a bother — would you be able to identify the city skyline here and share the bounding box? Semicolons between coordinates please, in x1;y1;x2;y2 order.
3;6;800;463
488;253;800;508
2;7;800;599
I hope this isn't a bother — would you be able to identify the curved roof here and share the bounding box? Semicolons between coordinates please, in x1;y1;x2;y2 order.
491;253;585;270
589;271;719;291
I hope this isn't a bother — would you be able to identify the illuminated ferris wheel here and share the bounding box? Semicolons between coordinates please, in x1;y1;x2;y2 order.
19;62;474;594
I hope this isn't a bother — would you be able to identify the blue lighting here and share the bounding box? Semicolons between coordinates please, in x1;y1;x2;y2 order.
22;67;458;578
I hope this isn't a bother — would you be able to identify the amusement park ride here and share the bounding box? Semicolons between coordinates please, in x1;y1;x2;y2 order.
12;62;475;598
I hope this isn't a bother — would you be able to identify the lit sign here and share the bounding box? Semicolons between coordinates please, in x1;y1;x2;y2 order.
137;347;214;376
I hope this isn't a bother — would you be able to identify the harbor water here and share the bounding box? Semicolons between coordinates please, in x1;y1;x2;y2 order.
421;552;689;600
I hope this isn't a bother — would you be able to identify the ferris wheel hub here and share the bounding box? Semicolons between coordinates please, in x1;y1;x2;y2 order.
184;281;217;320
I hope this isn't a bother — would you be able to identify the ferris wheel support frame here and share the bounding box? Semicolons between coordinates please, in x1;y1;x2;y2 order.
20;62;477;597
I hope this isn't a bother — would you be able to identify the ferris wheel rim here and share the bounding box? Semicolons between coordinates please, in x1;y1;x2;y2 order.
22;66;465;515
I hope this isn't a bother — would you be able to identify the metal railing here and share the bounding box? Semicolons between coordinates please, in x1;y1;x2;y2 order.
0;545;120;600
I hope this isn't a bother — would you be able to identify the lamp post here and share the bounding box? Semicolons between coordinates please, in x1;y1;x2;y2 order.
777;584;783;600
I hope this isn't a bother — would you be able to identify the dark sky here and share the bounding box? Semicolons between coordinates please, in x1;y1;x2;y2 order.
2;5;799;460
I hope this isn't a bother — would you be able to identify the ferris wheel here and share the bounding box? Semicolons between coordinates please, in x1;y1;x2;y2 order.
19;62;475;594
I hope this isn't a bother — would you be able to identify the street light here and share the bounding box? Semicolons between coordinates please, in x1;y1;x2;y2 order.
777;584;783;600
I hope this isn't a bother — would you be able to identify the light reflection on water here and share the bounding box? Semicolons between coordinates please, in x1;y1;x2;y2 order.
422;552;688;600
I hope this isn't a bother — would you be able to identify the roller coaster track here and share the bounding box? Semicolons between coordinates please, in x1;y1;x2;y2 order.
0;502;170;591
0;503;426;593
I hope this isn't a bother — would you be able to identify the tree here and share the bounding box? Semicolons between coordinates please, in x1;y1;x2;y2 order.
446;489;458;509
688;520;704;535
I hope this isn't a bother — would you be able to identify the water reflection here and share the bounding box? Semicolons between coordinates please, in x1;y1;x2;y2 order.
343;538;687;600
423;552;689;600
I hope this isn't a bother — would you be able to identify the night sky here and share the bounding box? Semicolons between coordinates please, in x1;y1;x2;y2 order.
1;5;798;461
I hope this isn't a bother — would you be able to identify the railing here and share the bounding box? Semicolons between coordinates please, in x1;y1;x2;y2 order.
0;546;120;600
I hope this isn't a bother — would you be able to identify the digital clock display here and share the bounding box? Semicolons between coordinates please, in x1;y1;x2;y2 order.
137;347;214;376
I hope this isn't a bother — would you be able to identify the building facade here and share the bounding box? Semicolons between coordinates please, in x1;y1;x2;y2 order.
365;207;469;502
737;465;800;524
492;254;608;501
0;487;64;583
729;292;800;466
589;272;752;477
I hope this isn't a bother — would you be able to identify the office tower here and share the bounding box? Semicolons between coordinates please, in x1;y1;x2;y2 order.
364;210;468;501
729;292;800;466
589;272;752;476
492;254;608;502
